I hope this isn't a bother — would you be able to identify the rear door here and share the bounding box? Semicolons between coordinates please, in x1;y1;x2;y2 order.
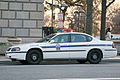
69;34;92;59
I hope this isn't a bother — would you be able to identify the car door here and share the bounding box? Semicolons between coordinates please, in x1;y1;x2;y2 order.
69;34;92;59
43;34;70;59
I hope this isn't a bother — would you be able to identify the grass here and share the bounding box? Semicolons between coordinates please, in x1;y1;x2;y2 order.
0;42;12;46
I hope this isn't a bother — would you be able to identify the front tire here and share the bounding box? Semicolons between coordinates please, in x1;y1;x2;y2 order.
87;50;102;64
26;50;42;65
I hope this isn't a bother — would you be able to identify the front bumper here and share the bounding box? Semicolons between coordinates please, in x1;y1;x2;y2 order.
5;52;27;60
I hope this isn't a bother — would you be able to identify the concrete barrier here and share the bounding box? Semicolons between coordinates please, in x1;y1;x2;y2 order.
113;40;120;55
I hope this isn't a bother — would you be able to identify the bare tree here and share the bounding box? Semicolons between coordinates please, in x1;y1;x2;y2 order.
86;0;93;35
100;0;115;40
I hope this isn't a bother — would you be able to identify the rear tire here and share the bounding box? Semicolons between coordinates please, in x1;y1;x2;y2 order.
87;50;102;64
26;50;42;65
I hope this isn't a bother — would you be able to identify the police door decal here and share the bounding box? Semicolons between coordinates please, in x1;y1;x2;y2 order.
56;43;61;51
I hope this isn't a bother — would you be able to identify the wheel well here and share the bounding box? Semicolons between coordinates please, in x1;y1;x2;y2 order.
26;48;43;60
88;48;103;58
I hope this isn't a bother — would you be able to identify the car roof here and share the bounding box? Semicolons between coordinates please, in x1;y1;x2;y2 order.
55;32;97;40
55;32;91;36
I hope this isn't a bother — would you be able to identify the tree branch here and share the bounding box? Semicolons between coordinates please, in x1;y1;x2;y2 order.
64;0;80;6
106;0;115;8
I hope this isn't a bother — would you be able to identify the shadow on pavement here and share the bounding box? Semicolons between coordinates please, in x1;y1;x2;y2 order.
0;56;120;65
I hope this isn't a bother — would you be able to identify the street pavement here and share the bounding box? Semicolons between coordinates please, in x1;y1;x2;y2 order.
0;55;120;65
0;56;120;80
0;59;120;80
40;78;120;80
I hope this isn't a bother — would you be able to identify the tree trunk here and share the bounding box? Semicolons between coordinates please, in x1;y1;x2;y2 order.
100;0;115;40
100;0;107;40
86;0;93;35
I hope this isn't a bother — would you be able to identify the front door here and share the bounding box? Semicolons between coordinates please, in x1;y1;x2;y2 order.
43;34;70;59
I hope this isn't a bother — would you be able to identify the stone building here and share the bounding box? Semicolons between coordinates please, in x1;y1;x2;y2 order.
0;0;44;43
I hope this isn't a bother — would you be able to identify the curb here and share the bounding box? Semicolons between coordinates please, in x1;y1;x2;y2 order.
0;59;11;62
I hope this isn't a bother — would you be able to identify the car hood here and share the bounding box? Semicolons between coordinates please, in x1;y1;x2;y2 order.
10;42;48;49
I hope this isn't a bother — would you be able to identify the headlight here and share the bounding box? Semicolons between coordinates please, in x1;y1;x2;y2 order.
11;47;20;51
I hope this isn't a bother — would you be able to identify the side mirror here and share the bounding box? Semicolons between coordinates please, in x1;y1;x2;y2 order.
46;38;50;41
49;40;55;43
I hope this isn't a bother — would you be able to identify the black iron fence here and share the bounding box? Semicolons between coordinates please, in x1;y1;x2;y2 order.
42;27;54;37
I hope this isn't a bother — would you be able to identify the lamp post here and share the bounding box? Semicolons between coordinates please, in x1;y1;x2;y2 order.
74;10;86;32
52;3;68;30
47;2;68;28
59;3;68;28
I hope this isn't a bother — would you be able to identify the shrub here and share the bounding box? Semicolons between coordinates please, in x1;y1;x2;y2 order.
0;42;12;46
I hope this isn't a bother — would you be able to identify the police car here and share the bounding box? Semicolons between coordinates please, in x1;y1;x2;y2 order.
6;32;117;64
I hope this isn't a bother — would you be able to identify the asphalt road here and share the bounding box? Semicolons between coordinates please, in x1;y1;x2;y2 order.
0;57;120;80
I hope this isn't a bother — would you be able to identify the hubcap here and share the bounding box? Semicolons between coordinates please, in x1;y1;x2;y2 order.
31;54;38;61
92;54;98;60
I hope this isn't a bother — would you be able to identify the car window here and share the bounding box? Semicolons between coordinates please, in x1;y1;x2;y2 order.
52;34;70;43
86;35;92;42
36;34;55;43
71;34;92;42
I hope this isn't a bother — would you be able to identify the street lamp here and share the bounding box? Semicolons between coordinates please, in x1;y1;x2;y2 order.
53;3;68;11
46;2;68;28
53;3;68;29
74;10;86;32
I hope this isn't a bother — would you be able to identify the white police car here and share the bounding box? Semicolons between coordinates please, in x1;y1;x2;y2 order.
6;32;117;64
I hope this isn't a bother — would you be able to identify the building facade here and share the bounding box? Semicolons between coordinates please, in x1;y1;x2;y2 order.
0;0;44;43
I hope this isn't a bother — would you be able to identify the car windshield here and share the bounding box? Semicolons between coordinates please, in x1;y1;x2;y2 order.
36;34;56;43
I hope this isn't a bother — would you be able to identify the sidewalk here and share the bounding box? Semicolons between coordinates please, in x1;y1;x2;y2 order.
0;56;11;62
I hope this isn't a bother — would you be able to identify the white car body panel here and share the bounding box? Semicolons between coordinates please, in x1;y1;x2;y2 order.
5;32;117;62
6;53;26;60
42;43;70;59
